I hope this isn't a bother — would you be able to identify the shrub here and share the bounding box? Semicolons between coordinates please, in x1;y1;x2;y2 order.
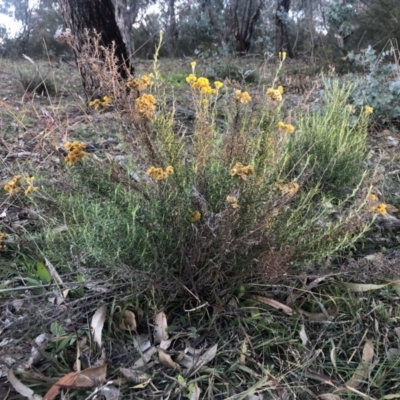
9;37;373;302
285;80;368;195
17;66;57;97
347;44;400;125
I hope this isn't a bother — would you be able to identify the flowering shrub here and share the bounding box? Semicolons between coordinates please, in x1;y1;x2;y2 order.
64;141;87;165
35;53;373;301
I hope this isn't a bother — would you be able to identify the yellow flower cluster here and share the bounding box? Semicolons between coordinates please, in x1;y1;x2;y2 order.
185;75;223;96
226;195;240;209
364;105;373;116
279;51;287;61
89;95;112;110
24;176;38;196
4;175;38;196
146;165;174;180
127;74;153;91
369;203;387;215
235;90;252;104
276;180;300;197
65;141;87;165
278;121;295;133
190;210;201;222
135;94;156;118
267;86;284;102
4;175;22;195
367;194;387;215
229;162;255;180
0;232;7;251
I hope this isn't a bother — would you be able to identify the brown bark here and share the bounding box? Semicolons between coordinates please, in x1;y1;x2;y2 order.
58;0;133;100
275;0;292;58
230;0;264;55
166;0;177;57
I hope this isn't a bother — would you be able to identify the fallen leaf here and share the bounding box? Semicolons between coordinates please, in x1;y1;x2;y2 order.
344;340;374;390
299;324;309;346
120;367;151;384
188;382;201;400
190;344;218;374
115;310;137;331
132;378;152;389
343;282;388;292
252;295;293;315
91;306;107;348
27;333;51;367
154;311;168;343
158;349;181;370
44;257;63;285
7;370;43;400
44;365;107;400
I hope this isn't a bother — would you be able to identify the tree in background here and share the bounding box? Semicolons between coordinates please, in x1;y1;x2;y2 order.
275;0;292;57
57;0;133;100
113;0;156;60
230;0;264;54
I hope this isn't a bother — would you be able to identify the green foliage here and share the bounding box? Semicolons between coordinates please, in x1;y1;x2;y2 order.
32;63;371;300
286;80;368;194
347;45;400;124
16;66;57;96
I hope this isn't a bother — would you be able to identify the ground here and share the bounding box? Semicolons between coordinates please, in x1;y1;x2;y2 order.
0;55;400;399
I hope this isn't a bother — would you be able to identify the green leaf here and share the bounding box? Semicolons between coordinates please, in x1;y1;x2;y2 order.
37;262;51;284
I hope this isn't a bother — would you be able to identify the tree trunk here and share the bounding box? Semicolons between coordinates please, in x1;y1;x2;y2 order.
58;0;133;100
114;0;142;60
275;0;292;58
230;0;264;55
166;0;177;57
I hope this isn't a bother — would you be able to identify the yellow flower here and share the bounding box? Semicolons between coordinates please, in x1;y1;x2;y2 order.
230;162;255;180
279;51;287;61
4;175;22;195
165;166;174;176
202;98;210;106
364;105;373;116
278;122;295;133
65;141;86;151
127;74;153;91
101;95;112;106
214;81;224;89
276;180;300;196
277;85;284;94
368;194;378;201
89;99;102;110
226;195;240;209
235;90;251;104
135;94;156;118
192;77;210;89
266;88;282;102
186;74;197;84
369;203;387;215
345;104;356;114
146;166;172;180
24;176;38;196
0;232;7;251
190;210;201;222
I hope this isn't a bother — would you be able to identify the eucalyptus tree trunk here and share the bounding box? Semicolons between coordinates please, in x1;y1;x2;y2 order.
166;0;177;57
114;0;141;60
275;0;292;57
230;0;264;55
58;0;133;100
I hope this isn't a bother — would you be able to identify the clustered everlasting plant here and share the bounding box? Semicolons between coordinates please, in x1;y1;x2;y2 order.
4;175;38;196
7;33;381;302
